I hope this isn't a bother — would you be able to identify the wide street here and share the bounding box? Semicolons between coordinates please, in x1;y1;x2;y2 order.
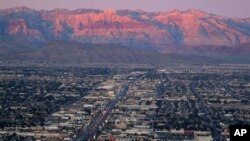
75;70;154;141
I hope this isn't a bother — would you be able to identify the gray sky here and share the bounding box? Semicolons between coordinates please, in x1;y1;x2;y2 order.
1;0;250;18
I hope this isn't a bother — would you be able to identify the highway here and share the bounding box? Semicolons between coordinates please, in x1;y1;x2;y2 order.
190;79;221;141
74;70;153;141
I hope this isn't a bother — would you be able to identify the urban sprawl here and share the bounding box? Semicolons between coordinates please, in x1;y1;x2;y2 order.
0;65;249;141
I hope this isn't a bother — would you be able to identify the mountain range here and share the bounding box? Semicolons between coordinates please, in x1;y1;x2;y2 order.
0;7;250;65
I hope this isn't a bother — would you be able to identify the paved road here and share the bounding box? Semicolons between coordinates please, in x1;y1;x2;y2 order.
190;79;221;141
45;81;103;125
0;131;60;137
74;70;153;141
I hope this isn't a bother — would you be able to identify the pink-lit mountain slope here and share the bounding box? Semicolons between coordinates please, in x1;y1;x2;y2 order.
1;7;250;48
0;7;250;62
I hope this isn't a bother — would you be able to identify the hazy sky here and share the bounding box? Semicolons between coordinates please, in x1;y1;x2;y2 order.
1;0;250;18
